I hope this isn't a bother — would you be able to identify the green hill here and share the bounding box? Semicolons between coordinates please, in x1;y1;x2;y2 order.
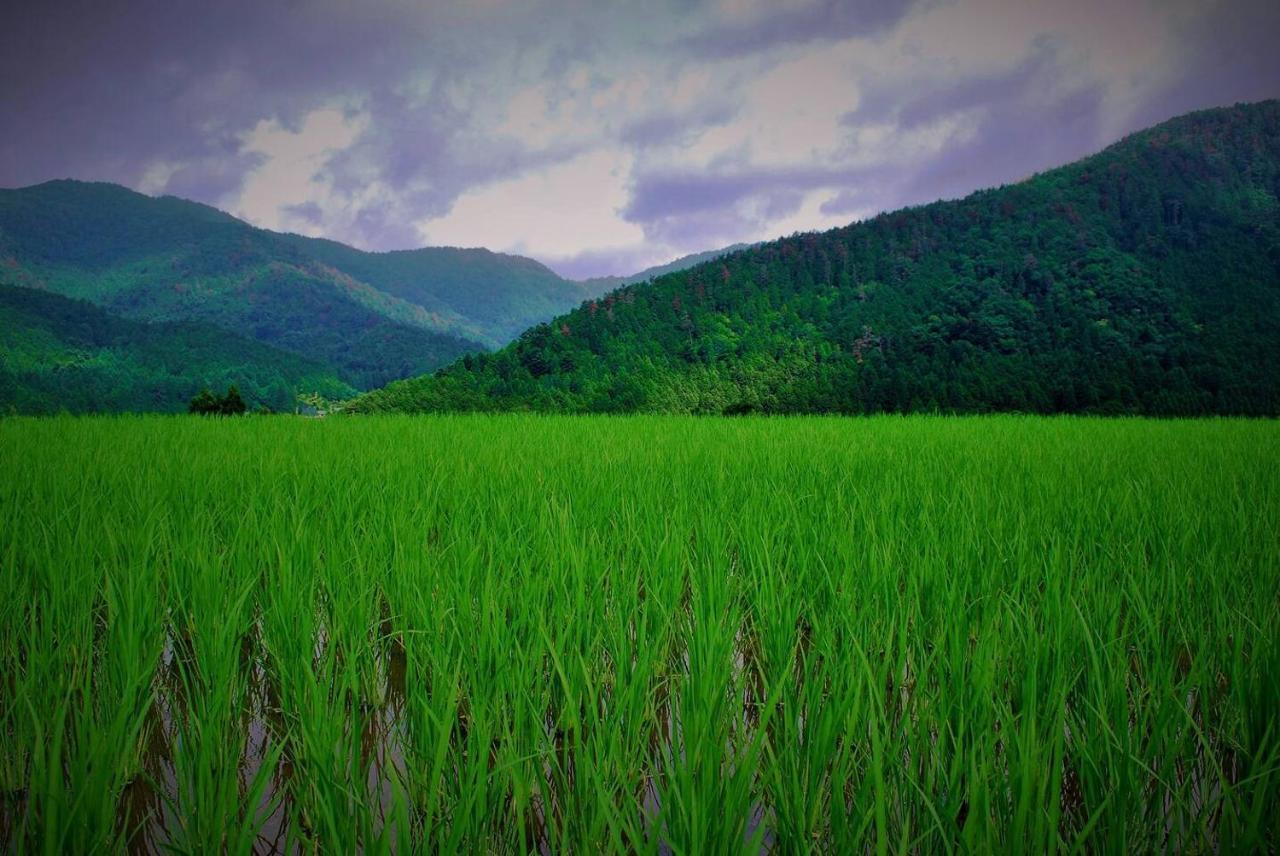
0;282;352;414
275;235;598;347
350;100;1280;416
0;181;608;388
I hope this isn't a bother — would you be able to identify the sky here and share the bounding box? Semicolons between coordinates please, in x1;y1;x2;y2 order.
3;1;1278;279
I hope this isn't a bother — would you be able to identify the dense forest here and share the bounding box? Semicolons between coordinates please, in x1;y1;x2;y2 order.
0;180;767;402
352;101;1280;416
0;182;490;387
0;182;620;389
0;283;351;414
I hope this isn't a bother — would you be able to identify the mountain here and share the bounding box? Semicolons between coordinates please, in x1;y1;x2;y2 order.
274;235;598;347
350;101;1280;416
0;282;352;414
579;244;754;293
0;181;608;388
0;181;483;388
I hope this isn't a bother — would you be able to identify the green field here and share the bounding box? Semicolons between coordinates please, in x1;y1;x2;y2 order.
2;415;1278;852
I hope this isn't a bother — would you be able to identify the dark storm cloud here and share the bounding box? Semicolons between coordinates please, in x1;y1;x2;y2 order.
828;40;1105;211
621;0;1280;269
283;201;325;226
846;39;1061;130
2;0;1278;277
901;85;1105;203
622;163;869;252
619;101;739;150
816;0;1280;227
678;0;919;60
0;0;440;198
819;190;868;217
347;205;425;253
1123;0;1280;133
625;161;852;220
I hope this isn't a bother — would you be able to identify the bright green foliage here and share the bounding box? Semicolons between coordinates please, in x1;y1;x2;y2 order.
0;283;352;414
0;181;568;387
353;101;1280;415
0;177;736;397
2;415;1277;852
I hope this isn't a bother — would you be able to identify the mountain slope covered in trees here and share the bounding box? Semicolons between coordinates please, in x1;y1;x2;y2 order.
276;235;604;347
0;182;607;387
351;101;1280;416
0;282;352;413
0;182;774;398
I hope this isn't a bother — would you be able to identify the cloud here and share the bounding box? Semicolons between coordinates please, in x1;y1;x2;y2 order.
2;0;1277;278
417;148;644;261
230;106;370;235
678;0;918;60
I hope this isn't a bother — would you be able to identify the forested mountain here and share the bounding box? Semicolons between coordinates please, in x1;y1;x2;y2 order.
351;101;1280;416
0;181;606;387
273;235;598;347
0;283;351;414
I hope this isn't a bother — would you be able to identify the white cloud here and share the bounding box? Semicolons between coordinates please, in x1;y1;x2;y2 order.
229;106;370;234
763;188;858;237
738;42;863;164
416;147;644;258
137;160;182;195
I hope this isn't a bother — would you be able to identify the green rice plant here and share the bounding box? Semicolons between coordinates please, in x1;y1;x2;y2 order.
0;414;1277;852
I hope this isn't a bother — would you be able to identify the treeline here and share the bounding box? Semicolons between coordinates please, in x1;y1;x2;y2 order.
351;100;1280;416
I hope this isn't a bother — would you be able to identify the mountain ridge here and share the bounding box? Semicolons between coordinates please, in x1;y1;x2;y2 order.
579;244;755;293
349;100;1280;416
0;180;485;387
0;180;722;391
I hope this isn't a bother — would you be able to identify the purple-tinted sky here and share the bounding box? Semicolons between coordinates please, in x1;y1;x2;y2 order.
3;0;1278;278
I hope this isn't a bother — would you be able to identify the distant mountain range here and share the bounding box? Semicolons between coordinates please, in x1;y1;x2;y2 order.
351;100;1280;416
0;181;738;412
579;244;754;293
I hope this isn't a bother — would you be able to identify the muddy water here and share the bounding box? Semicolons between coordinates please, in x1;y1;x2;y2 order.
97;622;1232;853
110;619;780;853
117;625;409;854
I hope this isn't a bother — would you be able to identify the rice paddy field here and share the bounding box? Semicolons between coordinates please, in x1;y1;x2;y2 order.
1;414;1278;853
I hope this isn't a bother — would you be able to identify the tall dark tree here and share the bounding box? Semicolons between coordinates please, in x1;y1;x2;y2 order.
188;388;219;415
189;385;248;416
218;385;246;415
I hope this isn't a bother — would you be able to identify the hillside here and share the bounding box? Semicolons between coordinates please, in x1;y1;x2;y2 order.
276;235;598;347
351;101;1280;416
0;182;601;387
0;283;352;414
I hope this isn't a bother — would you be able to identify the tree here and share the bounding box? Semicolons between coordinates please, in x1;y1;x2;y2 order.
189;385;247;415
188;388;219;414
219;385;246;415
